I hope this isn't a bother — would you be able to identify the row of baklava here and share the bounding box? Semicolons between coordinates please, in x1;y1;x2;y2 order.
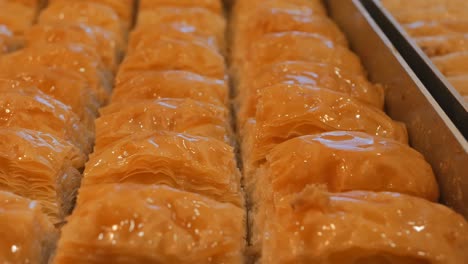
382;0;468;102
0;0;132;262
230;0;468;263
52;1;246;263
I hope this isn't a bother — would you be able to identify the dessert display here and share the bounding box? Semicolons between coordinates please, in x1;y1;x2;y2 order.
0;0;466;263
381;0;468;102
231;0;468;263
53;0;245;263
0;0;130;263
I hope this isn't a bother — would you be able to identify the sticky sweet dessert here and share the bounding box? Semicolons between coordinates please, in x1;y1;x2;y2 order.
232;0;467;263
0;44;112;104
139;0;223;14
414;33;468;57
25;24;119;71
0;83;93;155
240;8;347;45
381;0;468;102
112;70;228;106
53;184;245;263
128;25;220;54
238;32;365;78
254;131;438;202
380;0;467;11
94;98;232;151
242;84;408;174
232;0;327;30
39;1;124;45
260;187;468;264
0;66;100;131
404;20;468;37
0;191;58;264
0;128;86;222
84;131;242;206
233;6;347;65
118;38;225;79
48;0;134;28
381;0;468;24
236;61;384;127
250;132;439;251
137;8;225;49
431;51;468;76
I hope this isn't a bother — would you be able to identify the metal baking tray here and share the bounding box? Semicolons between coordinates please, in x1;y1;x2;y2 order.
325;0;468;218
359;0;468;138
